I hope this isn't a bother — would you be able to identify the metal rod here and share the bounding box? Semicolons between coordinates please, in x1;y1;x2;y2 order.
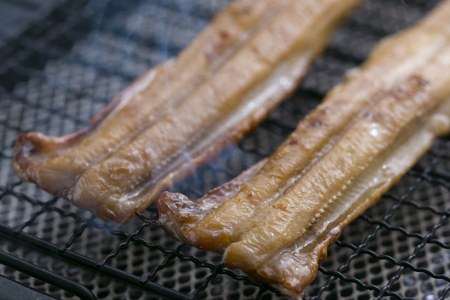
0;223;187;300
0;250;96;300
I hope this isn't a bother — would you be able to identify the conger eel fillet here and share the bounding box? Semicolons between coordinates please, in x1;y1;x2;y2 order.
13;0;362;222
145;1;450;298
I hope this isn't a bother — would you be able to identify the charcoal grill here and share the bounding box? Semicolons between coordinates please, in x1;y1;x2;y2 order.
1;0;450;299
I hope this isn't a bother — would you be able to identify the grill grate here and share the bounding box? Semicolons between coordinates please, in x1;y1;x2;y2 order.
1;0;450;299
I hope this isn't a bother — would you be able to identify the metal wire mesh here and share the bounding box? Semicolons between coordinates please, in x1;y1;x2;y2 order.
1;0;449;299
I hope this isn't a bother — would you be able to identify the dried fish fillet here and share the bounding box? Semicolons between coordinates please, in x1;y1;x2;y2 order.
13;0;361;223
146;1;450;298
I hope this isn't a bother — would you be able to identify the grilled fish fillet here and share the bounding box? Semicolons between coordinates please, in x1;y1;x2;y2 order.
146;1;450;298
13;0;361;223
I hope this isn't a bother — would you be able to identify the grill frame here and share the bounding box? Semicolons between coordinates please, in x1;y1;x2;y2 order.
1;0;450;299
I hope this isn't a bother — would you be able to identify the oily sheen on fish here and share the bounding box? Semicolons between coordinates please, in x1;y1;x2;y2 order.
13;0;361;222
146;1;450;298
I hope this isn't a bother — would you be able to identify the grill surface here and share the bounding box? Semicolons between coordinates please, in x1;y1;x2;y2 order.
1;0;450;299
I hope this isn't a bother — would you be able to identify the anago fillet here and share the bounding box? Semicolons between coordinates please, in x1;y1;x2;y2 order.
147;1;450;298
13;0;361;222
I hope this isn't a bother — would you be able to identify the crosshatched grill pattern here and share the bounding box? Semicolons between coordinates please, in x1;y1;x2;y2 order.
1;0;450;299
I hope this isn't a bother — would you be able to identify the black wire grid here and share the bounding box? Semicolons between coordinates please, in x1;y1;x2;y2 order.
1;0;450;299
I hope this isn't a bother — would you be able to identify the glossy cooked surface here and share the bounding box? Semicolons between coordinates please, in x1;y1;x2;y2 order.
13;0;360;223
148;1;450;298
